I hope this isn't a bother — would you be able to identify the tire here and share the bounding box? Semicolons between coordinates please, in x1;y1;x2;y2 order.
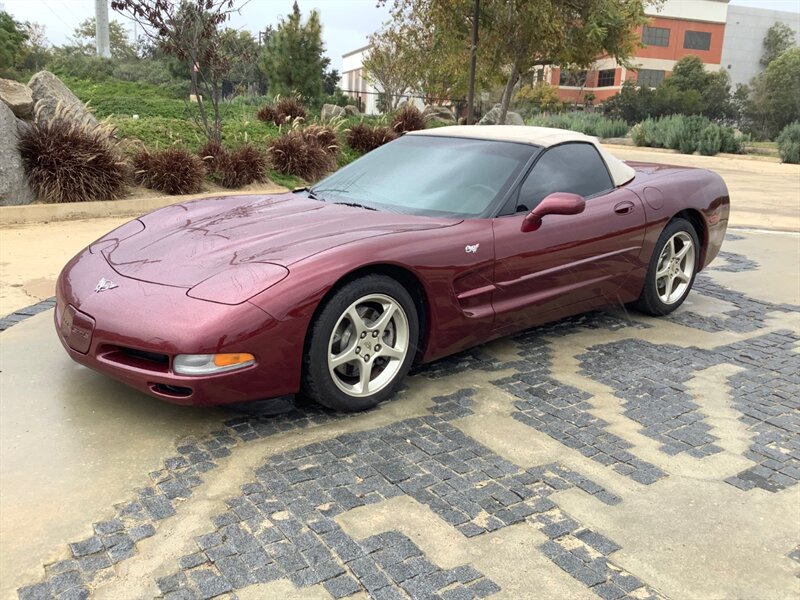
302;275;419;412
633;218;700;316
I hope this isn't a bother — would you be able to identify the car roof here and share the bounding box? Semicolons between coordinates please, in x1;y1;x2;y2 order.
407;125;635;187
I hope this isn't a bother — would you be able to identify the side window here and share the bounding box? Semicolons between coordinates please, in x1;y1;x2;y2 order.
516;143;613;211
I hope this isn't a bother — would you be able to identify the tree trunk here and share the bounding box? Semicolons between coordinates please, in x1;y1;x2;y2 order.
498;62;519;124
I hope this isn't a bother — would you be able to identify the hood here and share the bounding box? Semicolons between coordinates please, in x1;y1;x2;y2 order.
103;193;458;287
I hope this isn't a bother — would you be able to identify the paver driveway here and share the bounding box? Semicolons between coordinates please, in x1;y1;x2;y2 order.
1;228;798;600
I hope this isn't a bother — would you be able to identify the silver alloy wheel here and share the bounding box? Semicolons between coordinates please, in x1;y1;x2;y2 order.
327;293;410;398
655;231;696;305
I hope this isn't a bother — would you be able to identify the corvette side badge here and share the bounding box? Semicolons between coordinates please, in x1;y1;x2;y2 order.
465;244;480;254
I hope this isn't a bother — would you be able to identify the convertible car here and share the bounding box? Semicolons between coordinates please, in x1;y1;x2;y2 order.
55;126;729;411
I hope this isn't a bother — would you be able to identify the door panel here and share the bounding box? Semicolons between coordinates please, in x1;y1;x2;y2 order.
491;188;646;332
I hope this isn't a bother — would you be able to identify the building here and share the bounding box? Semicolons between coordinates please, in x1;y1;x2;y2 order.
553;0;729;104
721;4;800;87
342;0;800;112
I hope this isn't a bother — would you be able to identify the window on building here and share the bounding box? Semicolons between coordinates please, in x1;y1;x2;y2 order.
597;69;616;87
559;69;587;87
636;69;665;87
684;30;711;51
642;25;670;47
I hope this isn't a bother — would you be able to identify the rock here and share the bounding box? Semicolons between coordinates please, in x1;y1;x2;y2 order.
28;70;96;126
321;103;346;121
478;103;525;126
343;105;361;116
0;101;35;206
423;105;455;122
0;78;34;119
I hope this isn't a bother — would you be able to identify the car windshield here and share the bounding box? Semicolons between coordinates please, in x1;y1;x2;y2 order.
310;135;538;217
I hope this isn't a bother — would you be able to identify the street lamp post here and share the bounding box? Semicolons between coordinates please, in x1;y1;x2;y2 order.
466;0;480;125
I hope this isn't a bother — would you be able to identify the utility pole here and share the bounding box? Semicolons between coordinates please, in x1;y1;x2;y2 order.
466;0;480;125
95;0;111;58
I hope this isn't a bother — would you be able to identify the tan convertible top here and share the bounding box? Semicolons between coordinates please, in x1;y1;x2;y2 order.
408;125;636;187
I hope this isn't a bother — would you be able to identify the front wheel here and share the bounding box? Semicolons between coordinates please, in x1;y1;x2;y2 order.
302;275;418;412
633;218;699;316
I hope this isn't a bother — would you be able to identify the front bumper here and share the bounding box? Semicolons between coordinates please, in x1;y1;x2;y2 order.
55;249;304;406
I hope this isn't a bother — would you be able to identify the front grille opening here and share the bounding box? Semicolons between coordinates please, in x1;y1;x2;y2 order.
100;345;170;372
151;383;193;398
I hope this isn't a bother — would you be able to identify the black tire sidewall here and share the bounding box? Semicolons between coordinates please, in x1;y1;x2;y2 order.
637;218;700;316
303;275;419;412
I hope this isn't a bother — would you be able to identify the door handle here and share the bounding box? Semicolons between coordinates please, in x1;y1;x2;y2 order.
614;200;635;215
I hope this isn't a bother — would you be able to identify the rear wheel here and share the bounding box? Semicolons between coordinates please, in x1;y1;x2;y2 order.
302;275;418;412
633;218;699;316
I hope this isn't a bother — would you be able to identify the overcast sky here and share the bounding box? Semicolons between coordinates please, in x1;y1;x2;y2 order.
1;0;799;72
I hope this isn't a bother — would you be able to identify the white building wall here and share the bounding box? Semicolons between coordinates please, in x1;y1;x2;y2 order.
721;5;800;87
647;0;728;23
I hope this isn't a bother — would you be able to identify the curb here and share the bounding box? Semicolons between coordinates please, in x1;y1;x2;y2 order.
0;187;288;226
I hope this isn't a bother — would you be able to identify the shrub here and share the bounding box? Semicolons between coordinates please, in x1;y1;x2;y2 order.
197;140;224;172
18;107;127;203
256;96;308;126
268;129;336;182
777;121;800;164
631;118;658;147
719;127;742;154
256;104;278;124
698;125;722;156
211;144;267;188
392;105;427;133
527;112;629;138
132;147;205;195
274;96;308;123
346;123;398;153
302;124;340;157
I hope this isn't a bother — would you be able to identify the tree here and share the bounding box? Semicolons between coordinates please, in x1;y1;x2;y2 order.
0;11;27;77
111;0;243;143
380;0;653;122
260;2;327;103
658;55;733;122
19;22;50;72
219;28;262;93
73;17;137;60
761;22;796;68
323;68;339;95
362;31;416;110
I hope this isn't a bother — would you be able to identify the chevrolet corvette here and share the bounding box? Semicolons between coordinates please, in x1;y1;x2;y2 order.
55;126;729;411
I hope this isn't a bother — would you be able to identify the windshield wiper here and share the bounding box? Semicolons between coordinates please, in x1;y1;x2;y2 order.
293;187;323;201
333;201;376;211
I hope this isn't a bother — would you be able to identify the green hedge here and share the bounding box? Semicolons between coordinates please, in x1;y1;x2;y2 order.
527;112;630;139
631;115;742;155
777;121;800;164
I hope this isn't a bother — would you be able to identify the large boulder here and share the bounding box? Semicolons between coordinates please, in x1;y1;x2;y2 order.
0;101;35;206
478;103;524;126
28;70;96;126
343;105;361;117
321;103;346;121
0;78;34;119
423;105;455;123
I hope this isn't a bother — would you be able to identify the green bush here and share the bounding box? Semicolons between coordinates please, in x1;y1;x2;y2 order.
777;121;800;163
630;114;741;156
527;112;629;138
698;125;722;155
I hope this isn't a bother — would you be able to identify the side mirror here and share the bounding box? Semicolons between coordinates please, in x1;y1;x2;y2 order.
521;192;586;232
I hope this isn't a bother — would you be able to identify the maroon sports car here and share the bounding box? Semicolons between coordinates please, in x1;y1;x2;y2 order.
56;126;729;411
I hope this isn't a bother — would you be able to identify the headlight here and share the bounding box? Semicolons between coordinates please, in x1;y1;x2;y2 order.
173;353;255;376
187;263;289;305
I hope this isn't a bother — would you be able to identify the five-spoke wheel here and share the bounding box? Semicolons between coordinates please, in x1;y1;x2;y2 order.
303;275;418;412
633;218;699;316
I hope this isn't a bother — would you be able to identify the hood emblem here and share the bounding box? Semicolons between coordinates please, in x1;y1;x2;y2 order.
465;243;480;254
94;277;118;293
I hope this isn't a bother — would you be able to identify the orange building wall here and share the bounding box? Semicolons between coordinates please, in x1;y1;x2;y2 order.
635;17;725;64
